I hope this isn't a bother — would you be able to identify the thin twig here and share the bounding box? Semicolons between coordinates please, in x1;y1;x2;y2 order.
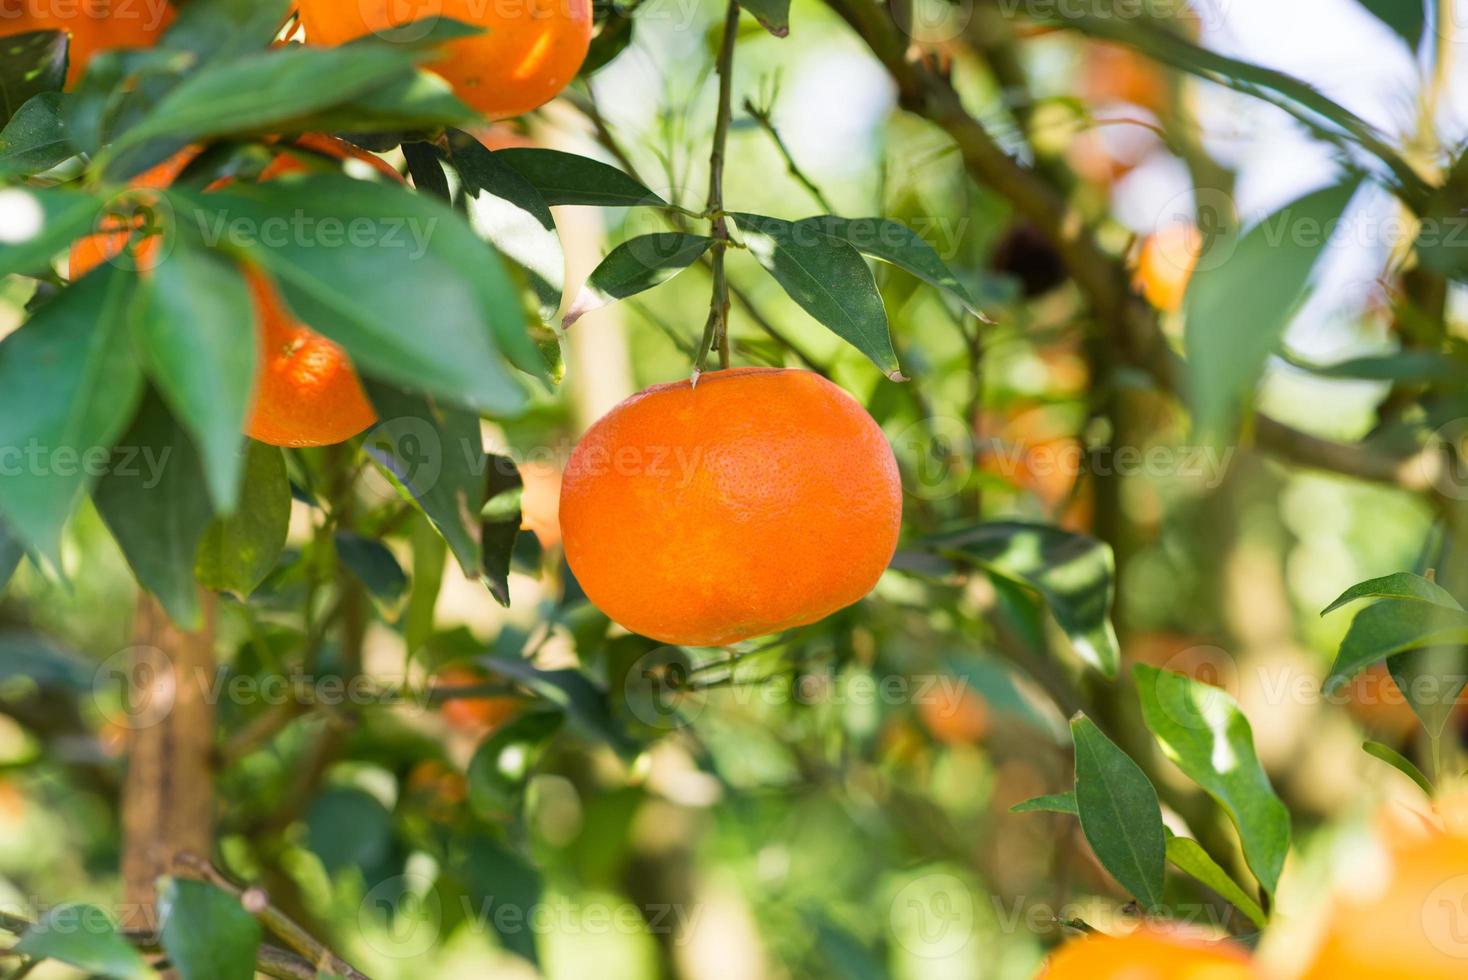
695;0;743;377
742;97;835;213
174;854;370;980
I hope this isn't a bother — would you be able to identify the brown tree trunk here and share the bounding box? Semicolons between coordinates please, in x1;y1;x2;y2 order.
119;591;217;933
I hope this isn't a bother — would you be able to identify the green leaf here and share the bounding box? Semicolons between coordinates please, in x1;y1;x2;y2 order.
795;215;983;317
1010;791;1077;815
336;531;408;601
467;709;564;818
363;382;487;578
195;441;290;598
1355;0;1426;50
493;148;666;207
0;518;22;593
1071;715;1166;911
1134;664;1291;896
1387;646;1468;738
282;70;476;137
928;522;1120;678
0;187;103;280
737;0;791;36
482;654;637;756
0;30;68;128
1323;597;1468;694
732;212;901;378
109;44;425;153
1363;739;1434;795
1074;712;1162;909
1322;571;1462;615
584;3;637;73
1184;179;1361;439
1164;831;1268;930
159;0;294;64
461;835;544;964
405;513;447;658
158;878;261;980
93;392;216;629
947;652;1064;739
447;130;567;328
481;453;523;607
14;904;153;980
0;92;72;178
1281;348;1468;384
174;178;526;413
307;787;393;875
133;238;256;510
564;233;713;326
0;267;146;565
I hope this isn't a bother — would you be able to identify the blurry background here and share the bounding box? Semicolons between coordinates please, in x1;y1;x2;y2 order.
0;0;1458;976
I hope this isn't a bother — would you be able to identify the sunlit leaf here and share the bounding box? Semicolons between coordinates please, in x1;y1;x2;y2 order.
1072;715;1166;911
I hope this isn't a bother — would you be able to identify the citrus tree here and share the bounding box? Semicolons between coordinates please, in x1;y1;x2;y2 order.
1;0;1468;977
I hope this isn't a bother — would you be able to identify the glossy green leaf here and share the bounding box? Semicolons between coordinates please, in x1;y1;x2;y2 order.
195;441;290;598
447;130;566;328
1010;791;1077;815
133;238;256;510
0;267;146;565
737;0;791;36
14;904;153;980
173;178;526;413
1184;179;1361;439
1071;715;1166;911
1322;571;1461;614
1134;664;1291;895
564;233;713;326
1323;597;1468;694
307;787;393;875
1164;831;1268;929
0;30;67;128
158;878;261;980
0;187;102;280
796;215;982;316
405;512;447;658
1363;739;1434;795
1355;0;1426;50
467;709;564;818
1281;348;1468;384
363;382;488;579
110;44;423;152
493;148;667;207
928;522;1120;677
0;92;71;178
94;392;216;629
732;211;900;378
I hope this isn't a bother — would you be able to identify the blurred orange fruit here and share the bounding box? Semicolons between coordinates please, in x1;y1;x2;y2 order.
1080;42;1168;115
434;666;520;734
3;0;174;85
1302;834;1468;979
295;0;593;120
560;368;902;647
917;681;990;745
1135;223;1202;313
69;138;385;448
1345;663;1430;742
1041;926;1259;979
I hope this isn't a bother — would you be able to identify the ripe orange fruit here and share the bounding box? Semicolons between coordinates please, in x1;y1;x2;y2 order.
1135;223;1202;313
1041;926;1259;979
1302;833;1468;979
559;368;902;647
295;0;593;120
69;138;386;448
3;0;174;85
243;270;377;447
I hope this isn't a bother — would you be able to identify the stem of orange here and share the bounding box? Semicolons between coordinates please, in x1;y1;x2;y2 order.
695;0;741;380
